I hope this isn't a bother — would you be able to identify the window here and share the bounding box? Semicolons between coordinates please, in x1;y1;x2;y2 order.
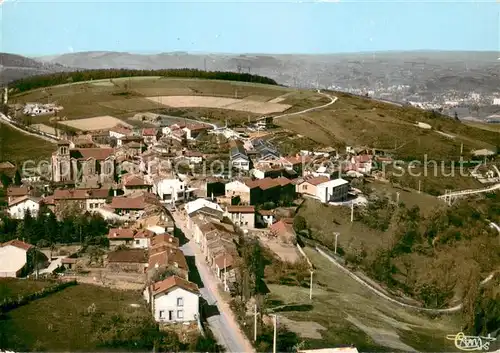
177;297;183;307
245;221;248;226
159;310;165;319
135;240;140;245
177;310;184;319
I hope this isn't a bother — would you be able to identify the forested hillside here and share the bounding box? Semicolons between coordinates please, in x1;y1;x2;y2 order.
9;69;278;93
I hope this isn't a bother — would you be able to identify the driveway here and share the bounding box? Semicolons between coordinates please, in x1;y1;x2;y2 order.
175;211;254;353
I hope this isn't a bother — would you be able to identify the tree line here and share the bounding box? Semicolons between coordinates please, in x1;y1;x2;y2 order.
9;69;278;93
0;205;109;247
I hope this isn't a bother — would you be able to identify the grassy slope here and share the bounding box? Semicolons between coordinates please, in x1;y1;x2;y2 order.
0;278;53;301
277;91;498;161
0;282;150;351
266;248;459;352
0;122;55;163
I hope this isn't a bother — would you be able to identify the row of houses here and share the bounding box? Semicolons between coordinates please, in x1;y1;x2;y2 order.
105;226;201;325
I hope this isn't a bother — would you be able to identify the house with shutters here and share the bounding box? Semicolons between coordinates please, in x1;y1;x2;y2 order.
143;275;200;324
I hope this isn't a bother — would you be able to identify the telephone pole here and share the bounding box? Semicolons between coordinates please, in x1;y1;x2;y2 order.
350;202;354;223
334;232;339;254
309;270;314;300
254;304;258;341
272;314;277;353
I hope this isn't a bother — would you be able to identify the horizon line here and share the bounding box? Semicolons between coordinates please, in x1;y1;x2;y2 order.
3;49;498;59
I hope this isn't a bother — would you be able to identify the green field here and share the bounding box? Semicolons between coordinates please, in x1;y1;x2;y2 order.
11;77;297;125
266;247;460;352
0;281;152;351
0;122;55;163
0;278;53;301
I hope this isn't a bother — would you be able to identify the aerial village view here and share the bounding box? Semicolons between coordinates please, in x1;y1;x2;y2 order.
0;1;499;353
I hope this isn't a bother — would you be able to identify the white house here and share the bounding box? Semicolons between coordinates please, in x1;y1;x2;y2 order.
225;180;251;204
8;196;40;220
147;225;166;235
316;178;350;203
184;151;204;164
225;205;255;229
184;198;223;216
0;240;33;277
143;275;200;324
230;142;250;171
154;178;186;203
109;125;132;147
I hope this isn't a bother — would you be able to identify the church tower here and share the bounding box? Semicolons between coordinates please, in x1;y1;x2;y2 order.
52;140;71;182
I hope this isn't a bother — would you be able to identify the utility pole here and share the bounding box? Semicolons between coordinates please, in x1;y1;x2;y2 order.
272;314;277;353
350;202;354;223
396;192;400;204
223;257;227;291
418;180;421;194
309;270;314;300
334;232;339;254
254;304;258;342
460;143;463;155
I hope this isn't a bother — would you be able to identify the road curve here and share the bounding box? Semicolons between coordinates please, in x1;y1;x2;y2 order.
438;182;500;199
0;113;58;144
273;89;338;120
316;221;499;314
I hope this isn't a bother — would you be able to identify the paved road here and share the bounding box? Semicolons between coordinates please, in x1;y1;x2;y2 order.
316;221;499;314
0;113;59;143
174;211;255;353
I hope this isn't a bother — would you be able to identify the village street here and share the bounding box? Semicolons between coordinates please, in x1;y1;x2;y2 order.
173;210;255;353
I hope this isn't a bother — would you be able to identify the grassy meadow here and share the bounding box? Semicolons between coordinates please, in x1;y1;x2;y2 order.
0;280;151;351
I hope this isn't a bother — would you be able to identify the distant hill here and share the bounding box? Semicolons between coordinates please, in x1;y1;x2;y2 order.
37;51;500;99
0;53;72;85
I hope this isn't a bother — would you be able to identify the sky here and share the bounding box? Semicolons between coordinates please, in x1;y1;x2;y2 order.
0;0;499;56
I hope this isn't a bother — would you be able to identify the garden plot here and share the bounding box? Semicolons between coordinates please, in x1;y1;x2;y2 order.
146;95;291;114
32;123;57;135
59;116;132;131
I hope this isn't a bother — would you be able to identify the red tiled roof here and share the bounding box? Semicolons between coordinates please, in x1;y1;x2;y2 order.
258;209;274;216
150;233;180;248
214;253;235;270
227;205;255;213
107;249;148;263
354;155;373;163
7;186;29;197
110;124;132;135
274;176;292;186
8;195;40;207
122;174;151;187
107;228;135;239
185;151;204;157
61;257;77;264
150;275;199;296
300;176;330;186
41;195;55;205
70;148;114;161
2;239;33;251
134;229;155;239
269;220;296;239
54;188;109;200
142;128;157;136
108;195;146;210
148;248;188;271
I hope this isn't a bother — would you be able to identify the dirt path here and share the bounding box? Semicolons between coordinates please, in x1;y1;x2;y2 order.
273;90;338;120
